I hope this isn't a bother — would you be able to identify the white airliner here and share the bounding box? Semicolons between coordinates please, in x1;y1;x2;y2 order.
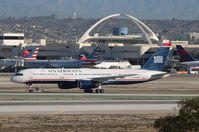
11;42;172;93
93;61;140;69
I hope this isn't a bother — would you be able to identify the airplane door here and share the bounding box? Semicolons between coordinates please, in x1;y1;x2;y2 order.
60;71;64;80
29;70;33;80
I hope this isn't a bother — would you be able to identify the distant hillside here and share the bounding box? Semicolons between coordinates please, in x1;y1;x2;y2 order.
0;0;199;20
0;17;199;41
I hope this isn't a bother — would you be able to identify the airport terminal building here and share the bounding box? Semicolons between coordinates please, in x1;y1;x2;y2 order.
0;14;199;71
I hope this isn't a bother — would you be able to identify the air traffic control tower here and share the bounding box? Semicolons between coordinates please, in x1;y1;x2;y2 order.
78;14;160;63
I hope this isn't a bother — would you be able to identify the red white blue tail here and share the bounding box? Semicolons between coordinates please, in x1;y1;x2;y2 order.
80;47;101;64
88;47;101;60
22;47;30;58
23;47;39;61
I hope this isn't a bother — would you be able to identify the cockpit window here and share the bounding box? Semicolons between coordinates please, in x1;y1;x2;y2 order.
15;73;23;76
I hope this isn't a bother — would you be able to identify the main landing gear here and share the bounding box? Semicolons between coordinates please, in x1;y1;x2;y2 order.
95;85;105;93
95;89;104;93
83;88;105;93
83;84;105;93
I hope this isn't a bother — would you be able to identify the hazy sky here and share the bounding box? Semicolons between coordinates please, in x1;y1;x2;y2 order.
0;0;199;20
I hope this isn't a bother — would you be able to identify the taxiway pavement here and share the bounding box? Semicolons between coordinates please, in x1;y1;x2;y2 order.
0;100;179;115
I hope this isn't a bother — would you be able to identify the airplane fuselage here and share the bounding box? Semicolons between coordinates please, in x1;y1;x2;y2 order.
11;68;167;86
181;61;199;66
24;59;82;68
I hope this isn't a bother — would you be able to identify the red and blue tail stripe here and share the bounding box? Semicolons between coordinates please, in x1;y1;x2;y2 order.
23;47;39;61
176;45;196;62
88;47;101;60
22;47;30;58
80;47;101;64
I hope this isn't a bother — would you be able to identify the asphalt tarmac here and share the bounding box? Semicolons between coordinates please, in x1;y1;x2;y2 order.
0;73;198;115
0;100;179;115
0;73;199;94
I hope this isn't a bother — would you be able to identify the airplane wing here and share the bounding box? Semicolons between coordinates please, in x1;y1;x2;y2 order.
84;74;138;82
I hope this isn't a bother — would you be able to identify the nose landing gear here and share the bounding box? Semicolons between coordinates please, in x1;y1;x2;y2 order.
26;83;33;93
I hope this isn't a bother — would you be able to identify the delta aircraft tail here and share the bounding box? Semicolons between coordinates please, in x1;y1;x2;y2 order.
142;42;171;71
176;45;196;62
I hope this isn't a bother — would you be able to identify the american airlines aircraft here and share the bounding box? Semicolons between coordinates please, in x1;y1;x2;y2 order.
23;47;82;68
23;47;39;61
0;47;39;72
11;43;171;93
80;47;101;65
176;45;199;66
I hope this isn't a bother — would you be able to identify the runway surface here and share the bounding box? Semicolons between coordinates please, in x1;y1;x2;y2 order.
0;93;199;96
0;73;198;94
0;74;198;115
0;100;179;115
0;93;197;101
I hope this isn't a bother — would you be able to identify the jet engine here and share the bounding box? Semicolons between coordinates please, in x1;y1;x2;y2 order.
79;80;100;89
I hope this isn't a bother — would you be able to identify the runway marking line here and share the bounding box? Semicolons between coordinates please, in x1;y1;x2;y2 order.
52;109;65;115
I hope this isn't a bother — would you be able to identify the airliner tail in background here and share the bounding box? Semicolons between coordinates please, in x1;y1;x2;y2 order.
176;45;199;66
80;47;101;64
22;47;30;58
176;45;196;62
142;42;171;71
23;47;39;61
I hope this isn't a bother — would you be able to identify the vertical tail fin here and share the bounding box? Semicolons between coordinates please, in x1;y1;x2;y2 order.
176;45;196;62
80;54;88;61
24;47;39;61
80;47;101;64
88;47;101;60
22;47;30;58
142;42;171;71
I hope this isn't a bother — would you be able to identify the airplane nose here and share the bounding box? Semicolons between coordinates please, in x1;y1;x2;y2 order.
10;76;17;83
10;76;14;82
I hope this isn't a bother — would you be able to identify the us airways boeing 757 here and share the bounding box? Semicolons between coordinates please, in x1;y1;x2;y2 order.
11;43;172;93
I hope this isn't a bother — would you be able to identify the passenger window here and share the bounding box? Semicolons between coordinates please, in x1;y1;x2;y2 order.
15;73;23;76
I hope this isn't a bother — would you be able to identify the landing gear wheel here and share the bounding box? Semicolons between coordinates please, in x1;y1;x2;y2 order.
95;89;105;93
100;89;105;93
95;89;100;93
26;83;33;93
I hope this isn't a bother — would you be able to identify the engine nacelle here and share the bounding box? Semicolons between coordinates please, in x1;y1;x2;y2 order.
58;81;78;89
79;80;99;89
